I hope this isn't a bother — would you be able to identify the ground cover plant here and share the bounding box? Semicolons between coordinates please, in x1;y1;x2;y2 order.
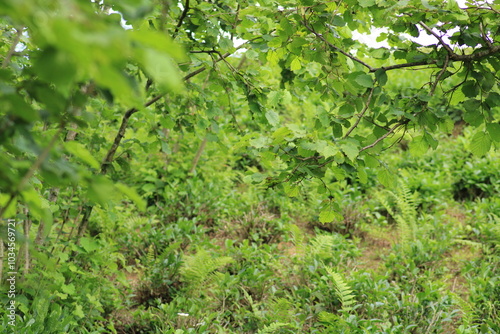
0;0;499;333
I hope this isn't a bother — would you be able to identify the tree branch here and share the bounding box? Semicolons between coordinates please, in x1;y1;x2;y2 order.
343;88;374;139
418;21;454;54
430;55;449;95
360;120;408;152
371;60;438;72
302;18;375;72
2;26;24;69
173;0;190;37
0;126;63;219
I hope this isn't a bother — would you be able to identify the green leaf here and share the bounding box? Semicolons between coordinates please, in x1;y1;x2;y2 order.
267;91;282;106
357;166;368;184
340;141;359;161
265;110;280;126
461;80;479;98
470;131;491;157
115;183;147;211
140;48;183;92
284;183;300;197
354;73;373;88
290;57;302;71
73;304;85;318
377;168;397;188
358;0;375;7
129;29;185;60
486;123;500;142
319;206;341;223
375;69;388;86
64;142;100;169
80;237;100;253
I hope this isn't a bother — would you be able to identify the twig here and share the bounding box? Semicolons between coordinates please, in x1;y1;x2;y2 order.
1;26;23;69
173;0;190;37
0;127;63;219
360;121;407;152
303;18;374;72
372;60;438;72
343;88;374;139
418;21;454;54
430;55;450;96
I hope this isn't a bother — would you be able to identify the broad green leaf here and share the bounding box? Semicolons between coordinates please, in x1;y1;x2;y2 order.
377;168;397;188
375;69;388;86
272;127;292;144
318;143;339;159
461;80;479;98
357;166;368;184
115;183;147;211
319;206;342;223
80;237;100;253
267;91;282;106
340;141;359;161
64;142;100;169
284;183;299;197
470;131;491;157
73;304;85;318
265;110;280;126
140;48;183;92
486;123;500;142
358;0;375;7
249;136;270;148
129;29;185;60
290;57;302;71
354;73;373;88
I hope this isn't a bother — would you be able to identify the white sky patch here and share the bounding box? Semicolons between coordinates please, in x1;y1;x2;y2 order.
353;0;469;48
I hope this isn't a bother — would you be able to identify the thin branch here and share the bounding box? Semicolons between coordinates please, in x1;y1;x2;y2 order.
303;18;374;72
2;26;24;69
0;126;63;219
343;88;374;139
449;45;500;62
360;121;407;152
173;0;190;37
371;60;438;72
430;55;449;96
479;21;493;48
418;21;454;54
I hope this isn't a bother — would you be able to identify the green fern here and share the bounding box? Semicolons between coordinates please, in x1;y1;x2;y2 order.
451;292;476;327
326;268;356;312
289;224;306;255
317;311;339;325
309;235;336;260
268;297;295;322
180;249;233;289
257;322;292;334
377;180;419;249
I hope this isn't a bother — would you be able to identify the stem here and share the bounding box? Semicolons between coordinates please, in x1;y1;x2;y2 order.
343;88;374;139
360;121;407;152
173;0;190;37
1;26;24;69
189;137;208;174
303;19;374;72
0;127;63;220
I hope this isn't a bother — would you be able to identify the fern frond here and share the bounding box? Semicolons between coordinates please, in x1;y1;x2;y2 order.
180;249;233;288
268;297;295;321
309;235;336;259
326;268;356;312
289;224;305;255
451;292;476;326
146;244;155;265
378;179;419;249
318;311;338;325
257;322;290;334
